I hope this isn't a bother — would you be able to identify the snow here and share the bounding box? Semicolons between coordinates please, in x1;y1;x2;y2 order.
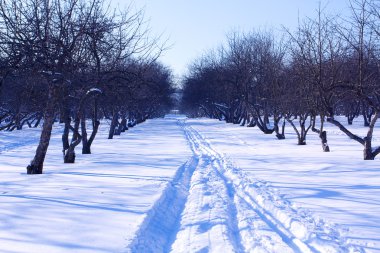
183;117;380;252
0;118;191;253
1;115;379;252
86;88;103;95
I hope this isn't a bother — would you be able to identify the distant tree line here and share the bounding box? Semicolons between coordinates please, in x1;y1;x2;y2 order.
181;0;380;160
0;0;174;173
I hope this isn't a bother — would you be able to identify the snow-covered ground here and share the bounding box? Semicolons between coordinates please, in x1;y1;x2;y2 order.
1;116;379;252
0;118;191;253
187;118;380;252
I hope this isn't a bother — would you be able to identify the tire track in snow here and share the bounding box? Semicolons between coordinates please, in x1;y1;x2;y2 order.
181;121;364;253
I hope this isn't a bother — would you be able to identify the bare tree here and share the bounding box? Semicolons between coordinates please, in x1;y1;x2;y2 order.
326;0;380;160
0;0;167;173
284;5;346;150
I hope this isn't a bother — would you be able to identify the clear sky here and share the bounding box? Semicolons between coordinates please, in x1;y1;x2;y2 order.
112;0;349;78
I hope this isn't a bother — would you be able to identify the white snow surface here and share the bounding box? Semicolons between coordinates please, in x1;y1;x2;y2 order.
1;116;379;252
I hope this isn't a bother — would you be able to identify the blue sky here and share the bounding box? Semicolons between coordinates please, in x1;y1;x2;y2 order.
113;0;349;78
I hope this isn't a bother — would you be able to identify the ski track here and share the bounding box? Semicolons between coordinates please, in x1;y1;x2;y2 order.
127;119;365;253
127;158;197;253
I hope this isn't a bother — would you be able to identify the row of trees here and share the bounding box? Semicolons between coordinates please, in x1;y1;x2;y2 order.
181;0;380;160
0;0;174;173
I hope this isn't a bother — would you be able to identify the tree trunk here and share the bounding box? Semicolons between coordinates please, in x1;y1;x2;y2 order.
264;114;269;125
64;148;76;163
114;119;122;135
108;113;118;139
254;109;274;134
64;117;81;163
34;114;42;128
128;119;136;128
120;117;128;132
15;112;22;130
82;143;91;154
327;112;380;160
247;116;256;127
312;115;330;152
298;136;306;145
62;119;70;157
347;115;354;125
82;120;100;154
364;137;375;160
274;117;285;140
363;112;379;160
81;91;102;154
240;109;248;126
62;106;71;154
320;131;330;152
81;117;89;154
287;115;311;145
363;113;369;127
27;87;56;174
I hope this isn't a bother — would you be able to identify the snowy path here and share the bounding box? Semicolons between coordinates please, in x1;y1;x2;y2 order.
128;120;362;253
